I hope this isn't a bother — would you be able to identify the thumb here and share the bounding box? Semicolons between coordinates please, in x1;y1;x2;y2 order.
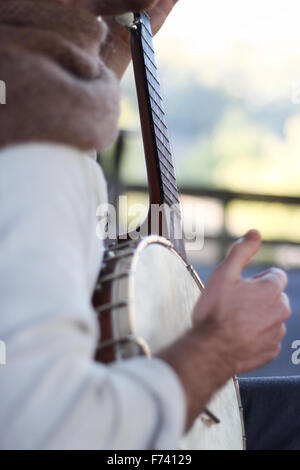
221;229;261;280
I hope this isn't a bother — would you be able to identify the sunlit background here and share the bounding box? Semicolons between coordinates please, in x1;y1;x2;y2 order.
101;0;300;375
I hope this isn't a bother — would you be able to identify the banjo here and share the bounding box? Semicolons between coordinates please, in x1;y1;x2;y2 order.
93;11;246;450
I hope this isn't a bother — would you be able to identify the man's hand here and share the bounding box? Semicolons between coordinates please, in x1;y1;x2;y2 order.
60;0;179;78
157;230;291;429
193;230;291;374
100;0;180;79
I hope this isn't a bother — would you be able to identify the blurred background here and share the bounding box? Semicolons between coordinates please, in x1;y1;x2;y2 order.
100;0;300;377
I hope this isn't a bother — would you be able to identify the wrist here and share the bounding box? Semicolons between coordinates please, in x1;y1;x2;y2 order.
156;324;236;430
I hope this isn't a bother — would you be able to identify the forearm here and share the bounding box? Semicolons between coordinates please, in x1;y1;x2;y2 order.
157;324;235;430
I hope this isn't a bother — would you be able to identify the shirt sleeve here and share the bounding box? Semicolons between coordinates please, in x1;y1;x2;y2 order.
0;143;186;450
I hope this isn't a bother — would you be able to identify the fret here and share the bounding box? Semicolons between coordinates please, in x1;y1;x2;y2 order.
143;56;160;85
150;96;166;121
141;15;153;35
149;96;166;128
163;193;173;208
151;113;168;136
147;77;165;107
151;107;168;133
154;132;173;160
158;160;178;197
141;22;155;48
145;66;160;90
157;148;175;174
163;191;179;209
158;151;176;180
157;152;176;179
160;169;178;194
152;118;170;145
136;13;182;213
141;33;155;55
142;50;158;76
143;59;159;85
154;124;171;154
160;173;178;198
155;143;173;174
155;142;174;173
159;165;176;189
150;102;169;134
141;39;158;73
148;90;164;115
163;186;179;207
141;40;156;67
147;76;164;104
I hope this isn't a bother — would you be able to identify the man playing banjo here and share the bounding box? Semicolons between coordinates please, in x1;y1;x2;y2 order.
0;0;298;450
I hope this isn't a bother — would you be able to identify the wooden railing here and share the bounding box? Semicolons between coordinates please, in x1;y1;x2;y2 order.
100;131;300;262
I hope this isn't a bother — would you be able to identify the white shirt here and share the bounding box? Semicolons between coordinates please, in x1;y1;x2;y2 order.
0;143;186;450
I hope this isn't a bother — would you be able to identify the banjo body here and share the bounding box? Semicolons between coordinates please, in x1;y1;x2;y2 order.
93;236;246;450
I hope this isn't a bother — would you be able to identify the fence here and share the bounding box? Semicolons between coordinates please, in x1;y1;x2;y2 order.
101;131;300;262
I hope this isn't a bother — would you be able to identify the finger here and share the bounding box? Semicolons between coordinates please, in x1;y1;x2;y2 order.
148;0;175;35
260;297;291;331
276;292;292;322
268;323;287;342
279;322;287;339
149;0;179;14
253;269;273;279
239;345;282;373
239;325;286;373
254;267;288;295
280;292;291;314
257;324;286;350
219;229;261;280
147;0;179;35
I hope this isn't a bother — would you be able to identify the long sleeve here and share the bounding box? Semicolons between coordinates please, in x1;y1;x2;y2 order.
0;143;186;450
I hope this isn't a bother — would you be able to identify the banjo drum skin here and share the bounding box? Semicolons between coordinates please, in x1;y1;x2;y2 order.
93;236;246;450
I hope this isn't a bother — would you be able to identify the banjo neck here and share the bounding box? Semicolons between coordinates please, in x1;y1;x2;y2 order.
130;12;186;261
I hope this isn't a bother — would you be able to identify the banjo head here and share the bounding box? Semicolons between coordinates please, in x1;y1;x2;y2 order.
96;236;246;450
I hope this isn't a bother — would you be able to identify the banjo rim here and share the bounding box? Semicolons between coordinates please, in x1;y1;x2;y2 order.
94;235;246;449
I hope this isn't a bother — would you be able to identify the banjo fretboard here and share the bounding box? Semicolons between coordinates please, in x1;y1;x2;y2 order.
130;12;186;259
